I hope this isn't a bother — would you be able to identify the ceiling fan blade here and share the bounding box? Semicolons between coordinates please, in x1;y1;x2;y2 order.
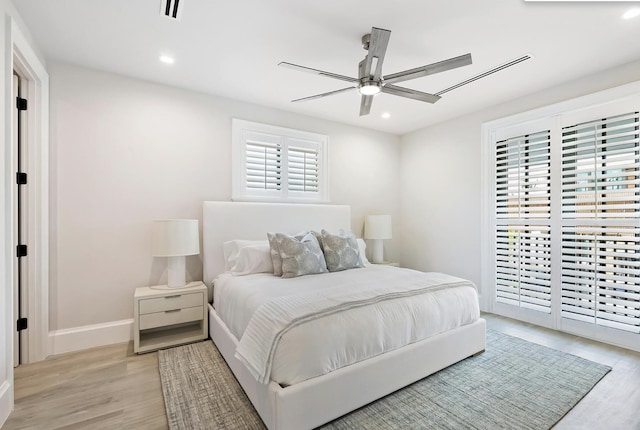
362;27;391;80
359;94;374;116
279;62;359;84
381;85;441;104
383;53;472;85
434;54;532;96
291;87;357;103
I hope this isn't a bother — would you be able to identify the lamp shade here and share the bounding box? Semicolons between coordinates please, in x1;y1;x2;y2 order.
364;215;392;240
151;219;200;257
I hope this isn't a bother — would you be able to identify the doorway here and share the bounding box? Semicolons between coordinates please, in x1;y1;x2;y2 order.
9;18;50;364
12;70;29;366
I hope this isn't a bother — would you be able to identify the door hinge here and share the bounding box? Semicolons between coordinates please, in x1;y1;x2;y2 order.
17;318;28;331
16;244;27;258
16;97;27;111
16;172;27;185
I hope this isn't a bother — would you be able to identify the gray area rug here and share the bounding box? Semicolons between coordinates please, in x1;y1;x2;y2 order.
158;330;611;429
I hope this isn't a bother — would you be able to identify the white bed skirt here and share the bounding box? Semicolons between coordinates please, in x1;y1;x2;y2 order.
209;303;486;430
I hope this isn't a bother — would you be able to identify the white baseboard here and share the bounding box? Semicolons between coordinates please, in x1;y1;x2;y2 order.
0;380;13;428
48;319;134;356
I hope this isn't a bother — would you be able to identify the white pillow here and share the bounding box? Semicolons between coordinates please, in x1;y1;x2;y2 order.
223;239;268;271
229;244;274;276
357;238;370;265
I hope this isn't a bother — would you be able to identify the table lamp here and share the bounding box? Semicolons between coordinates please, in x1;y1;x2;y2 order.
364;215;392;264
152;219;200;288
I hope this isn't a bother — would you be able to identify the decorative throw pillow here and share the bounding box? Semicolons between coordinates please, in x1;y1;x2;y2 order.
321;229;364;272
267;231;308;276
275;233;328;278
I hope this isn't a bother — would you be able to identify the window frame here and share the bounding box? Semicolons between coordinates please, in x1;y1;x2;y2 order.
232;119;329;203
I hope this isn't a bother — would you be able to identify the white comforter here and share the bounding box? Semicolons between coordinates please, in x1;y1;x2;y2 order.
214;265;479;386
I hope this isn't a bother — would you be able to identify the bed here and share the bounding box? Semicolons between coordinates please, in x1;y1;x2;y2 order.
203;201;486;430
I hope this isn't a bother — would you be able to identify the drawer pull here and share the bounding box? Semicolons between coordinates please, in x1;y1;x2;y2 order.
165;295;181;299
165;309;181;313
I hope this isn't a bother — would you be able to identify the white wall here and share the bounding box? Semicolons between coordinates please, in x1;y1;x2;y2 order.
48;62;400;347
399;58;640;306
399;111;484;284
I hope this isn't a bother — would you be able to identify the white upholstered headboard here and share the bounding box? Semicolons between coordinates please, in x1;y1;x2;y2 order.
202;201;351;284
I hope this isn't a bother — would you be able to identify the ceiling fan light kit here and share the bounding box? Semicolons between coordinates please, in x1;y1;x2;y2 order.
280;27;532;117
359;81;381;96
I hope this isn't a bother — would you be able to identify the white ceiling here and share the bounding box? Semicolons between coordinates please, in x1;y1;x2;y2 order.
13;0;640;135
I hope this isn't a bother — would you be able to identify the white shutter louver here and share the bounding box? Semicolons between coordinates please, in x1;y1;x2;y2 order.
245;140;281;190
561;226;640;332
561;112;640;218
495;130;552;312
561;111;640;333
496;131;551;220
496;225;552;312
288;146;319;193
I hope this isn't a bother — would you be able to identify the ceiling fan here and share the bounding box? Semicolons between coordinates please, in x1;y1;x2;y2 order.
280;27;531;116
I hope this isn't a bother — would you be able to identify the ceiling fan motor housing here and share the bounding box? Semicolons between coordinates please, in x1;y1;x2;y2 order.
361;33;371;50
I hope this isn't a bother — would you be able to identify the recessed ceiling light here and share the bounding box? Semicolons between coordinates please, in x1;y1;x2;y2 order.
381;112;391;119
622;7;640;20
159;55;175;64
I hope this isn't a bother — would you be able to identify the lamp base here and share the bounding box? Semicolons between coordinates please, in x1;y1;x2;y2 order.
167;256;187;288
369;239;384;264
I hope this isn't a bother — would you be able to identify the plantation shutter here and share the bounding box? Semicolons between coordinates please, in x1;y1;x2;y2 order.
496;225;552;311
495;130;552;312
288;144;320;193
245;135;282;191
561;111;640;333
232;119;328;202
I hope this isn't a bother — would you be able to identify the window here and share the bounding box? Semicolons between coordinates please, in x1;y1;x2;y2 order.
232;119;328;202
483;87;640;350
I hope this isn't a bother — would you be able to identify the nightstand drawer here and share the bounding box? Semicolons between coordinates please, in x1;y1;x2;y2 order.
139;306;203;330
139;292;203;314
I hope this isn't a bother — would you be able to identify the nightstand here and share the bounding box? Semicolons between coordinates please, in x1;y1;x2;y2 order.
374;261;400;267
133;281;208;354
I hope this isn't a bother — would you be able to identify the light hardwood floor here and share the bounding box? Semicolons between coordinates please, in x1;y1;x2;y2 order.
3;313;640;429
4;342;167;430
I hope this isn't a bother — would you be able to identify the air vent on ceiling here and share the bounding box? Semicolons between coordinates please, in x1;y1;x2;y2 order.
160;0;183;21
